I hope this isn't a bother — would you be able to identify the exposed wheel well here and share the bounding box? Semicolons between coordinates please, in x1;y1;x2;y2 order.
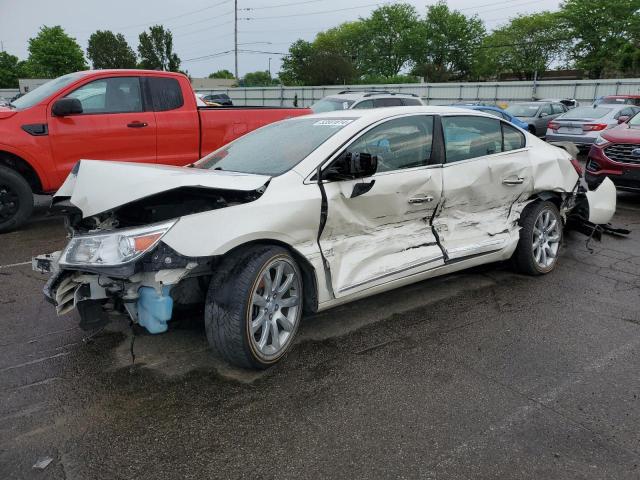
0;151;43;193
221;240;319;314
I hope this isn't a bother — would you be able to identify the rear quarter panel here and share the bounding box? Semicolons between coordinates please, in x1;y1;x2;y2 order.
198;107;311;157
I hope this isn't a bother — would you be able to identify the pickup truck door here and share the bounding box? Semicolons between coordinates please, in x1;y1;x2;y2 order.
48;76;157;184
145;77;200;166
434;115;532;260
318;115;444;298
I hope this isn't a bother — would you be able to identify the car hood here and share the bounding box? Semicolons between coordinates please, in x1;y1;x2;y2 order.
0;106;18;119
601;124;640;143
54;160;271;218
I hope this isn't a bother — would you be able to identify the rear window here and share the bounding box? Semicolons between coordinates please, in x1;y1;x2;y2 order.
148;77;184;111
402;98;422;106
562;106;611;119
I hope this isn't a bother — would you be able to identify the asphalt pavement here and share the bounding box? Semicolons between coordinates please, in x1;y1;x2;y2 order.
1;192;640;479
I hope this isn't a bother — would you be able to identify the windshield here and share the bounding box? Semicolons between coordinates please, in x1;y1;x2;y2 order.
11;72;85;109
629;112;640;126
311;98;354;113
505;104;540;117
560;106;611;119
196;117;355;175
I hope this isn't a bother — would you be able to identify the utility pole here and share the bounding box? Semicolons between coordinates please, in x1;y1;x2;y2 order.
234;0;238;80
268;57;272;78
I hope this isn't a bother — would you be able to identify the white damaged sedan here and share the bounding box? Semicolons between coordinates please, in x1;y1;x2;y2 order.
34;107;616;369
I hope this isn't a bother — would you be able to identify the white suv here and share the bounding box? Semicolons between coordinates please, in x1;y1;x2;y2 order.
311;90;423;112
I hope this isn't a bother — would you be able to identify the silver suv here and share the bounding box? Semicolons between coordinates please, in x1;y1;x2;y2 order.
311;90;423;112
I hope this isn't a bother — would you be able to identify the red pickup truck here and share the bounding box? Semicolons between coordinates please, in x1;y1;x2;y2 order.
0;70;309;232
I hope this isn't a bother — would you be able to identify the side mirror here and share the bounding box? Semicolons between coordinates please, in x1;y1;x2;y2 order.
617;115;630;124
323;152;377;181
52;98;83;117
539;111;549;118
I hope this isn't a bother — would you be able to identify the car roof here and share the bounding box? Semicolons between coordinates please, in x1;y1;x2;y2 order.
323;91;420;101
603;95;640;99
305;105;496;122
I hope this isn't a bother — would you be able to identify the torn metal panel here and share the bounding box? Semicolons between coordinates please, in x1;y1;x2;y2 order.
318;167;444;297
585;177;616;225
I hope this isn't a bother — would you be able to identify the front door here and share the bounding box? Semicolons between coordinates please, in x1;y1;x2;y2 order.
48;76;157;184
319;115;444;297
434;115;533;260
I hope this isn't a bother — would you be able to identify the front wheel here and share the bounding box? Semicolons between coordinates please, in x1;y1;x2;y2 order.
0;165;34;234
205;246;303;369
512;201;563;275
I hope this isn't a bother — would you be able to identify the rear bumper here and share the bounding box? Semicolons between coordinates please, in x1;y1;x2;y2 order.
545;133;596;147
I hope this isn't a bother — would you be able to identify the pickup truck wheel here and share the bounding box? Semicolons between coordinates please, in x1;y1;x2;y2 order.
0;165;33;233
513;201;563;275
204;246;303;369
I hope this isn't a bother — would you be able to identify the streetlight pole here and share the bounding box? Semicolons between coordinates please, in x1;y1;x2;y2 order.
268;57;272;78
234;0;238;80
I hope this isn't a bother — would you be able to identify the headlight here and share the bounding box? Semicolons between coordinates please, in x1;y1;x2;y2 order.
59;220;177;267
594;135;610;146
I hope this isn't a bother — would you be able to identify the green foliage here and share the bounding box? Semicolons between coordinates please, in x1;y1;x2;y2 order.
279;39;357;85
26;26;87;77
242;71;277;87
137;25;181;72
411;2;485;81
561;0;640;78
87;31;137;69
209;69;235;79
0;52;21;88
475;11;569;80
356;74;421;84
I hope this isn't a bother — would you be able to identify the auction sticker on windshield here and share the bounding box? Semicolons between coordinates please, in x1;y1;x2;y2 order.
313;119;353;127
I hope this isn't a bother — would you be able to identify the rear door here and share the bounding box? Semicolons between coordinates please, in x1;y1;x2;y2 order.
319;114;444;297
48;76;157;184
146;77;200;167
434;115;532;260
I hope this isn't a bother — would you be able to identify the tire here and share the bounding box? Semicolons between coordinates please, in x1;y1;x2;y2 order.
0;165;34;234
512;201;563;276
528;125;537;136
204;245;303;369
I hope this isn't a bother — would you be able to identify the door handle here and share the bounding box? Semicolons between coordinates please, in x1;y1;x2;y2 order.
408;195;434;204
127;121;148;128
502;177;525;186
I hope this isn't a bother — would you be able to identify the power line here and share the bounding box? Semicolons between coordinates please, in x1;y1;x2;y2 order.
246;2;381;20
239;0;326;11
173;19;235;38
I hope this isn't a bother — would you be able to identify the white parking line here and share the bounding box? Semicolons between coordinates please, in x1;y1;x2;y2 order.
0;261;31;269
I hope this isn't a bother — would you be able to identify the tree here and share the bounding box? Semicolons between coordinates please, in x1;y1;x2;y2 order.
26;26;87;77
87;30;137;69
279;39;356;85
361;4;421;77
411;2;485;81
0;52;21;88
561;0;640;78
475;12;569;80
137;25;181;71
242;71;275;87
209;69;235;79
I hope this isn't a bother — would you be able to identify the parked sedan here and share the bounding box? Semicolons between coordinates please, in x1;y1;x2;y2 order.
504;101;567;136
450;105;529;130
546;105;640;148
33;107;616;369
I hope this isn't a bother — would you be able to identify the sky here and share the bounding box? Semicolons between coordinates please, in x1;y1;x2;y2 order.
0;0;562;78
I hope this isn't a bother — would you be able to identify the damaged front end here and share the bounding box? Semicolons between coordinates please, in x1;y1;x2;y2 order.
34;159;269;333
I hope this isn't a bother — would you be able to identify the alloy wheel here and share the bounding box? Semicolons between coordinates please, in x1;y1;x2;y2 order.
532;208;561;270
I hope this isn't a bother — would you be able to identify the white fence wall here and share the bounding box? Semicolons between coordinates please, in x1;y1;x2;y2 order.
196;78;640;108
0;88;19;99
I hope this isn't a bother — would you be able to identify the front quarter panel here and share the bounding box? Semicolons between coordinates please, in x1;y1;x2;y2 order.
160;171;321;259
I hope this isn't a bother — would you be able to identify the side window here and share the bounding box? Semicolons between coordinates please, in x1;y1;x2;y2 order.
345;115;434;173
148;77;184;111
502;123;526;151
373;97;403;107
402;98;422;106
66;77;142;114
539;104;553;116
352;100;373;109
551;104;564;114
442;116;502;163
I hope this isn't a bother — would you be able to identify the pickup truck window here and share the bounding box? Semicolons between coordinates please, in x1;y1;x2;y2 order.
148;77;184;111
11;72;84;110
66;77;142;114
196;117;354;176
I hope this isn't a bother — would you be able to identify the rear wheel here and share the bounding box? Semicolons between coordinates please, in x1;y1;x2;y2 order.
528;125;536;136
204;246;303;369
513;201;563;275
0;165;33;233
